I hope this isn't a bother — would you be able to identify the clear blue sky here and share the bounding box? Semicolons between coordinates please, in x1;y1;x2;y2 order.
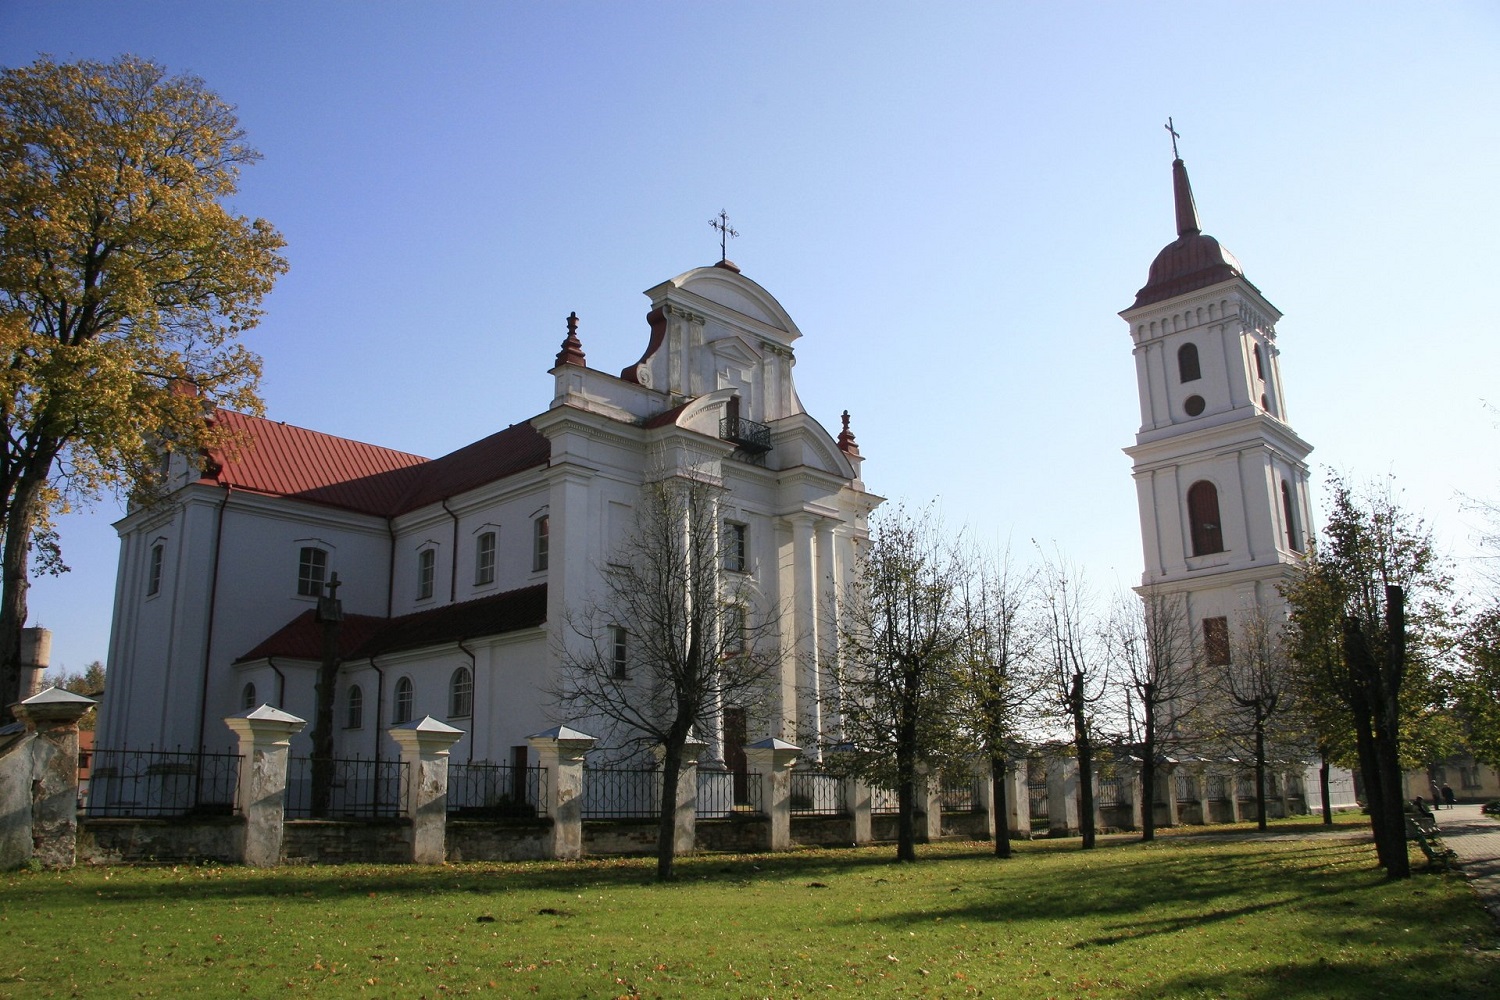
3;1;1498;677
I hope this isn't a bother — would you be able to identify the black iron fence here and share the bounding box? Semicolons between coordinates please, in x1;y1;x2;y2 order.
1097;777;1129;808
85;747;241;818
582;766;661;819
869;785;901;815
941;774;983;814
697;768;764;818
1174;772;1199;802
285;756;406;819
447;762;547;818
1027;781;1049;819
789;771;846;816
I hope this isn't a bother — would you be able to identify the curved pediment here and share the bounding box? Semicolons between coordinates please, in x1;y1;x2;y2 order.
645;265;803;347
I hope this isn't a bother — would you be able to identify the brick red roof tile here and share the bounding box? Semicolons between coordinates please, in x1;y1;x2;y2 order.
236;584;547;663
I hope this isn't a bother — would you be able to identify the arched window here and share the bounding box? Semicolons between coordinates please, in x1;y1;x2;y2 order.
147;542;165;597
346;684;364;729
1282;481;1303;552
449;667;473;718
1177;343;1201;383
533;515;550;572
1187;481;1225;556
1253;343;1266;380
393;676;414;725
242;682;257;711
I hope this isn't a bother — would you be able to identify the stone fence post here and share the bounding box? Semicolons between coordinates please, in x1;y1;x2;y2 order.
528;725;596;860
1047;756;1080;836
916;764;942;842
11;688;95;868
745;738;800;850
225;706;306;867
655;737;707;857
390;717;464;864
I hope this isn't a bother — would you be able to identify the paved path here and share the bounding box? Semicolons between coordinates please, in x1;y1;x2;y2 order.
1434;803;1500;924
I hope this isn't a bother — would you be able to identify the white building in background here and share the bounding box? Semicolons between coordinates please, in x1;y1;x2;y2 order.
98;260;879;772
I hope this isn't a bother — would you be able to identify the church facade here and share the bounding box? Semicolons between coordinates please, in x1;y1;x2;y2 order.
97;261;879;769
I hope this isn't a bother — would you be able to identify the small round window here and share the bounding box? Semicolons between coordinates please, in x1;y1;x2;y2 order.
1184;395;1206;416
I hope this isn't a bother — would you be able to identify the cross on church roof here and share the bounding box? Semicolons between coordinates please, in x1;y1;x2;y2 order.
1164;117;1181;160
710;209;739;262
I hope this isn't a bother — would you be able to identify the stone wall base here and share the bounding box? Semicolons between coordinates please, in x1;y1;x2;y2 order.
78;816;245;864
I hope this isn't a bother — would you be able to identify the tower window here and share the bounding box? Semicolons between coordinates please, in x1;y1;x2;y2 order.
393;676;414;725
1184;395;1205;417
723;604;747;655
417;548;436;600
298;547;328;597
1203;617;1230;666
533;515;549;572
147;543;164;597
242;682;257;711
1177;343;1201;383
346;684;364;729
475;531;496;586
1282;481;1303;553
1253;343;1265;380
612;626;629;679
449;667;473;719
1187;481;1225;556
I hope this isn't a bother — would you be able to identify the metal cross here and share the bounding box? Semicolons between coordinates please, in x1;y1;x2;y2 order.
1164;117;1181;159
710;209;739;261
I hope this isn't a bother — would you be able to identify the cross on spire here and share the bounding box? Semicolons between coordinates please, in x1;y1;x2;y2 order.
710;209;739;261
1164;117;1181;160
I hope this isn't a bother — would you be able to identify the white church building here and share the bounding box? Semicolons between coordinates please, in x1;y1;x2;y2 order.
97;261;880;772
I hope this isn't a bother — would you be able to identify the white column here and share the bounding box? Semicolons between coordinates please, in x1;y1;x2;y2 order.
224;706;307;868
528;725;597;860
390;716;465;864
745;738;801;851
788;514;819;751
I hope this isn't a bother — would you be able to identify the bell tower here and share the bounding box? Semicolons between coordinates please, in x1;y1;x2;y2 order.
1122;147;1313;648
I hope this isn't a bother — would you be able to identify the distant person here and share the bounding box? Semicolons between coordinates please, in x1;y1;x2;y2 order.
1432;783;1444;807
1442;784;1457;809
1413;796;1433;817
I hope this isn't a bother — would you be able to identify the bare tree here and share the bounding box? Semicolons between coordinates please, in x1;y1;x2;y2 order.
1037;550;1109;850
1108;588;1201;841
958;547;1042;858
1216;607;1301;833
831;504;972;862
555;470;779;880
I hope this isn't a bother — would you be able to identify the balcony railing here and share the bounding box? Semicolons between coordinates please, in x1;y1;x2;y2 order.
720;416;772;454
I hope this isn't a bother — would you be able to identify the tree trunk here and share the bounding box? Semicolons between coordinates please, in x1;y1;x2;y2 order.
1072;671;1095;850
991;753;1011;858
1375;586;1410;879
1139;735;1156;842
1345;616;1395;872
656;740;683;881
1319;749;1333;826
0;482;44;712
1253;712;1268;832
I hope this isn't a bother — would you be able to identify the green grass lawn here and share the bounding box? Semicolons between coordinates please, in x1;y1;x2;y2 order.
3;818;1497;999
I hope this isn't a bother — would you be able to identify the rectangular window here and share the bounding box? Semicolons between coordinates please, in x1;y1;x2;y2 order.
612;626;628;679
298;547;327;597
723;604;746;655
147;543;164;596
724;521;748;572
1203;616;1230;667
417;548;436;600
533;516;549;572
475;531;496;586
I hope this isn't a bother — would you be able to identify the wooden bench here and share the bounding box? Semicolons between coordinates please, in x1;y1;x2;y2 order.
1405;814;1454;866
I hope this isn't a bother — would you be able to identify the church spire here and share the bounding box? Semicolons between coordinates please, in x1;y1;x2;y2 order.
1172;157;1201;237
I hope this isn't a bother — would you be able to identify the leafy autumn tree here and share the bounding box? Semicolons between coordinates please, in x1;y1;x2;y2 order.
1283;478;1455;878
0;55;286;709
830;505;972;862
47;658;104;731
1454;608;1500;768
555;470;780;881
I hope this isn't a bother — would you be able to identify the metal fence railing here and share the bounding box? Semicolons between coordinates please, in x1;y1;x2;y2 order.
697;768;764;818
1174;773;1199;802
789;771;846;816
1206;774;1229;802
447;762;547;817
85;747;241;818
1027;782;1049;819
284;756;407;819
941;774;983;813
869;785;901;815
582;766;661;819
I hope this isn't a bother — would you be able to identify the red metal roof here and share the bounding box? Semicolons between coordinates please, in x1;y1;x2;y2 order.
236;584;547;663
202;411;552;517
204;410;430;516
